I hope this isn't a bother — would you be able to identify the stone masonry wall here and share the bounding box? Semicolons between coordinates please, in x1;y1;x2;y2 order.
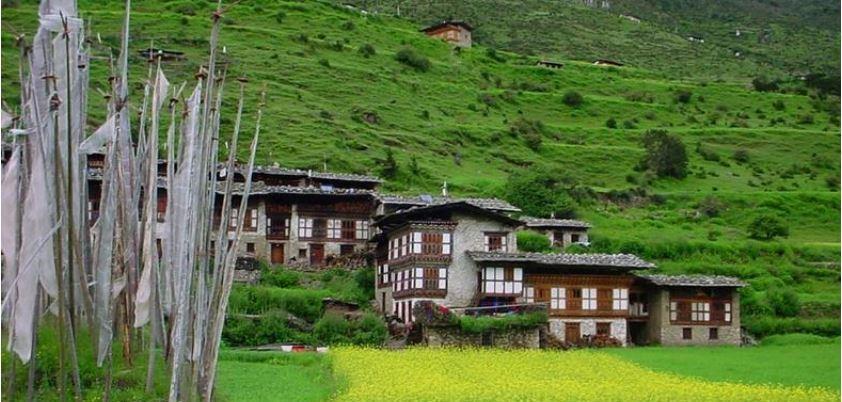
424;326;540;348
548;318;627;346
445;212;518;307
651;288;742;346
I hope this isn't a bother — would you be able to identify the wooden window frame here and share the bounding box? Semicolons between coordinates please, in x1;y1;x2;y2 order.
682;327;692;340
596;322;611;336
582;288;598;310
612;288;629;311
483;232;508;252
246;242;255;253
550;287;566;310
355;220;369;240
709;327;719;340
481;267;523;295
340;220;356;240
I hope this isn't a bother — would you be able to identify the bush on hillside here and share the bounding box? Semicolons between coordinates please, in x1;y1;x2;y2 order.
696;195;725;217
227;285;326;321
358;43;377;58
743;316;839;338
638;129;688;179
516;230;552;252
354;267;375;301
674;89;692;103
747;214;789;240
395;47;431;72
380;148;398;178
341;20;355;31
733;148;750;163
314;312;387;346
752;76;780;92
504;167;576;218
695;142;720;162
605;117;617;129
509;117;544;151
261;266;301;288
767;288;801;317
562;91;583;107
274;11;286;23
772;99;786;111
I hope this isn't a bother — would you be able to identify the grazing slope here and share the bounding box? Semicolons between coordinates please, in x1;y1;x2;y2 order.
345;0;841;80
1;0;839;334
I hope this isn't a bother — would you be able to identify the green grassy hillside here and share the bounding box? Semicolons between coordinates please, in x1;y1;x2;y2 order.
2;0;839;335
347;0;841;80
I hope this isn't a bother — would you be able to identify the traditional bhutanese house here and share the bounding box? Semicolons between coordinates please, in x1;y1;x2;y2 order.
536;60;564;69
212;180;378;267
635;274;744;346
467;251;655;345
420;20;474;48
372;201;522;322
520;216;590;247
593;59;624;67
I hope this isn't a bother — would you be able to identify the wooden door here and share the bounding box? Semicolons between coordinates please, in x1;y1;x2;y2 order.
271;243;285;264
565;322;580;343
310;243;324;266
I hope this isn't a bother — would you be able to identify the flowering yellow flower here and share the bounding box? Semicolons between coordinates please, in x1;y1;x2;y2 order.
331;347;838;402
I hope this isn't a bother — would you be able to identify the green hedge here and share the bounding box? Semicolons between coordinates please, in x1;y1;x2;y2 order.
743;316;840;338
227;285;329;322
458;312;548;334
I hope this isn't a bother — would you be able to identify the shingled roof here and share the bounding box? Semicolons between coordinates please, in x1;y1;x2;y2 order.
520;216;590;229
420;20;474;32
375;201;522;231
467;251;655;269
220;164;382;184
214;181;376;196
378;194;520;212
637;274;745;288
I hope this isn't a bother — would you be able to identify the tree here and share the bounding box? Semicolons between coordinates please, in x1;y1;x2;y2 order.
381;148;398;179
766;288;800;317
504;167;576;218
639;129;688;179
516;230;552;252
562;91;583;107
747;214;789;240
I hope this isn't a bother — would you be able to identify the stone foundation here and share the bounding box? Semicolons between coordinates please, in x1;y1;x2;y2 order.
423;325;540;348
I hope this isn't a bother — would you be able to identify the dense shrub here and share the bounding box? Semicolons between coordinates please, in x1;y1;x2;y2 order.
744;316;840;338
485;47;505;62
516;230;552;252
458;312;548;334
380;148;398;178
314;313;352;344
752;76;780;92
353;267;375;301
504;167;576;218
227;285;327;321
509;117;544;150
772;99;786;111
760;333;837;346
562;91;583;107
341;20;355;30
638;129;688;179
767;288;801;317
314;312;387;346
274;11;286;23
674;89;692;103
261;266;301;288
747;214;789;240
696;195;725;217
733;148;750;163
605;117;617;129
395;47;431;72
695;142;720;162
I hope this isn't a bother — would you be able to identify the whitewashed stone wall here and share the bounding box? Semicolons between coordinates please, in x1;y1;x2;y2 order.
548;318;628;346
445;212;518;307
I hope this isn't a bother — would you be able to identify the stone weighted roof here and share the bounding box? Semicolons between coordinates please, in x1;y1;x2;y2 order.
637;274;745;287
520;216;590;228
379;194;520;212
467;251;655;269
221;164;381;183
214;181;375;196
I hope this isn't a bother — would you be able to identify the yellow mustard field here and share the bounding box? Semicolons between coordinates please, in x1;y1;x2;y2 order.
331;347;839;402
